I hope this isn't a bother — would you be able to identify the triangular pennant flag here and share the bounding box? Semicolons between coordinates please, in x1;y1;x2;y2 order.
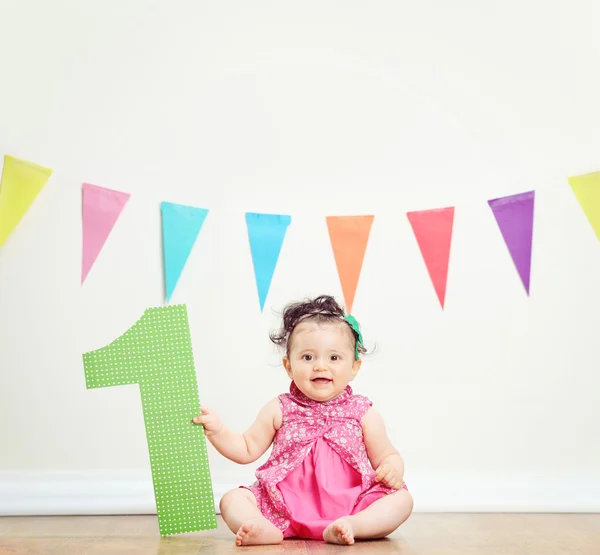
161;202;209;302
245;212;291;311
81;183;131;283
488;191;535;295
326;215;374;313
568;171;600;240
406;207;454;309
0;155;53;247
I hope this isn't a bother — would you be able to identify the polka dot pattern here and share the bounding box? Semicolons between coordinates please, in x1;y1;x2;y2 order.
82;304;217;536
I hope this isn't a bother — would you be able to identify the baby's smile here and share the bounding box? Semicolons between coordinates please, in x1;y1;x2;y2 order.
311;377;333;385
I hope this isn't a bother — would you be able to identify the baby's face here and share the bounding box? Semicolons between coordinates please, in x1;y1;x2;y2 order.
283;320;361;402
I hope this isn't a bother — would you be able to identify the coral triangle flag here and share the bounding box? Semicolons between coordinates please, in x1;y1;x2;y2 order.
81;183;131;283
245;212;291;311
488;191;535;295
568;171;600;240
407;207;454;309
326;215;375;313
0;154;53;247
161;201;209;302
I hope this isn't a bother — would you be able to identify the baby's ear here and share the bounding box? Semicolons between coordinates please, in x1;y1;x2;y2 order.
351;358;362;378
282;357;293;378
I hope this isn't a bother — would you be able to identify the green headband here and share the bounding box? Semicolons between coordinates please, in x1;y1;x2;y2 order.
343;314;363;360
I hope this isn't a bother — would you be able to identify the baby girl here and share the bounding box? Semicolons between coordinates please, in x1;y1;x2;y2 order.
193;295;413;545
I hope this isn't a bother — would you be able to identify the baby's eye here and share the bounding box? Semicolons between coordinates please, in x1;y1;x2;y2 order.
330;355;339;361
302;354;313;361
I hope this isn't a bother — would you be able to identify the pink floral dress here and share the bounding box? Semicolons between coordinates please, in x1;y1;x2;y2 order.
241;382;407;540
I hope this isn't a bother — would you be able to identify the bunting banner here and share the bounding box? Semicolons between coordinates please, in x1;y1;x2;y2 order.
81;183;131;283
0;154;53;247
488;191;535;295
568;171;600;240
2;146;600;307
161;202;209;302
326;215;374;313
407;207;454;309
245;212;291;311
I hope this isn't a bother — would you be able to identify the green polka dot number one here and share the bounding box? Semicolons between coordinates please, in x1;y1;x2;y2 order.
82;305;217;536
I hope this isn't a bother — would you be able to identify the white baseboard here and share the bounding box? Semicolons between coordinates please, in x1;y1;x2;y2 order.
0;471;229;516
1;470;598;516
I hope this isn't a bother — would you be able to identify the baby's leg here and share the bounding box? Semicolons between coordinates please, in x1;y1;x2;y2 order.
219;488;284;546
323;489;413;545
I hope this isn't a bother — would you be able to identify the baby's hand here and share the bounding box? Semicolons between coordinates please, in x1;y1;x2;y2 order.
375;462;404;490
192;407;223;437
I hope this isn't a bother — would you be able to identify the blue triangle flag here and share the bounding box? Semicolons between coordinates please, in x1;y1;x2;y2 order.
161;202;209;302
245;212;292;311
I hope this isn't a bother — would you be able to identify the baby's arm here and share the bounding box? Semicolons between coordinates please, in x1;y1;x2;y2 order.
193;397;281;465
362;407;405;490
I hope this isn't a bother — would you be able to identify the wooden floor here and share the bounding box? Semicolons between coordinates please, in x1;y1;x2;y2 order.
0;514;599;554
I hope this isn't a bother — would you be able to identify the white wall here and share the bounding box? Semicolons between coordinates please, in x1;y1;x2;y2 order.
1;0;599;515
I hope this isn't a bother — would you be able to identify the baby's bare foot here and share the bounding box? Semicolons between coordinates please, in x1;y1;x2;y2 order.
235;519;283;546
323;518;355;545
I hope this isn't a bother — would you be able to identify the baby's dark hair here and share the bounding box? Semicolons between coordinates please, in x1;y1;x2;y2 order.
269;295;367;357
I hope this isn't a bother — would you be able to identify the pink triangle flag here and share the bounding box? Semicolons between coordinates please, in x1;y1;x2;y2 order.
406;207;455;309
81;183;131;283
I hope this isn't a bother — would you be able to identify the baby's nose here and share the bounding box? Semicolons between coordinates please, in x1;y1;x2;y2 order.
313;359;327;371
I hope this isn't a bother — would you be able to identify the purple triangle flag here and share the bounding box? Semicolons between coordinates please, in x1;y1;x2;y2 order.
488;191;535;295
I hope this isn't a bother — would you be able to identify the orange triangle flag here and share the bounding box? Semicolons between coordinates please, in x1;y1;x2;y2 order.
326;215;374;312
407;207;455;309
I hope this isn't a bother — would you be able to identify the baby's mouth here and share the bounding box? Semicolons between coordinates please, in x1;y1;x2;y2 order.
312;378;332;384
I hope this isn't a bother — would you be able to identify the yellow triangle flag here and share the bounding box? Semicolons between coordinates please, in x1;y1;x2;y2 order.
0;155;53;247
568;171;600;240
